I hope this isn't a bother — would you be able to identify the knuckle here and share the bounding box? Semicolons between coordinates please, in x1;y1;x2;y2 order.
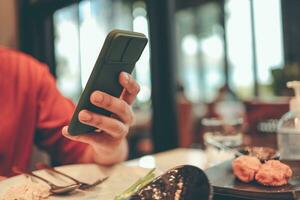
129;115;135;126
134;84;141;94
103;94;113;108
120;100;129;114
119;101;134;124
128;108;135;125
128;78;140;94
118;124;128;136
123;126;129;136
93;116;103;127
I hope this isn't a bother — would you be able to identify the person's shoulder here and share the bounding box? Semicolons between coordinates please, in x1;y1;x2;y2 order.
0;46;26;57
0;46;48;73
0;46;39;63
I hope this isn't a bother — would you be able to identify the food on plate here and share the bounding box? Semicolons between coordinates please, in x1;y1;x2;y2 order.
232;155;262;183
232;155;293;186
116;165;211;200
1;178;50;200
255;160;293;186
238;146;279;162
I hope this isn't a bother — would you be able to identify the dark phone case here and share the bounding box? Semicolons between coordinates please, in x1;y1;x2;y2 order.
68;30;148;135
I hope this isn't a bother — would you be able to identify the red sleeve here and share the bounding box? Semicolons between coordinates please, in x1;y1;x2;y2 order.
34;64;88;165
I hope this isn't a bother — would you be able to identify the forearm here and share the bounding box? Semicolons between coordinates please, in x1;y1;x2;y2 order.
80;139;128;165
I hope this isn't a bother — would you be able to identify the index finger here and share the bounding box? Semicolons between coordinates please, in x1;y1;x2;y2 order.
119;72;140;105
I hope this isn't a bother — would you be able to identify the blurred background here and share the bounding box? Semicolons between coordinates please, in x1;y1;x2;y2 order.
1;0;300;159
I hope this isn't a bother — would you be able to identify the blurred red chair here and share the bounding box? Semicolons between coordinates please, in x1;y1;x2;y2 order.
244;98;289;134
177;100;193;147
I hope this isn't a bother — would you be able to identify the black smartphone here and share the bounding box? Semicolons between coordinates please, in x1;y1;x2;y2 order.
68;29;148;135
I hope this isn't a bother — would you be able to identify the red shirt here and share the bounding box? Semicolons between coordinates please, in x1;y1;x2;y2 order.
0;47;88;176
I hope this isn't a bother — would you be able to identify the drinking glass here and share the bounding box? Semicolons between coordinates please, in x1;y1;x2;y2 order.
202;117;244;148
202;118;244;166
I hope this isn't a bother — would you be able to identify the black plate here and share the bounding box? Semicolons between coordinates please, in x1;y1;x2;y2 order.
130;165;212;200
205;160;300;200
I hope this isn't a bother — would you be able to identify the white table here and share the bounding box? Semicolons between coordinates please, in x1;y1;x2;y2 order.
0;148;234;199
125;147;234;172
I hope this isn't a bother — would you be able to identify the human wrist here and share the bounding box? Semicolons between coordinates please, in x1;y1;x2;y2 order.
92;139;128;165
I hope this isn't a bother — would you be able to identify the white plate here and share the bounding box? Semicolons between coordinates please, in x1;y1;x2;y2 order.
0;164;153;200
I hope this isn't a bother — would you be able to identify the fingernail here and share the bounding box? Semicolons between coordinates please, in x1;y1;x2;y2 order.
123;72;129;84
94;92;103;104
79;111;92;122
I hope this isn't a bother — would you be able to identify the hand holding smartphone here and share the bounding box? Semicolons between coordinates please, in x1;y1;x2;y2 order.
68;30;148;135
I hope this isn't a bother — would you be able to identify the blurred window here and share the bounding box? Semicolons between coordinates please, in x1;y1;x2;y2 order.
226;0;284;99
54;5;81;102
176;3;225;103
176;0;284;102
225;0;254;99
54;0;283;104
252;0;284;97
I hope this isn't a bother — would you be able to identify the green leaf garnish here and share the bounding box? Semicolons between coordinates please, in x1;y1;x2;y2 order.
114;168;156;200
